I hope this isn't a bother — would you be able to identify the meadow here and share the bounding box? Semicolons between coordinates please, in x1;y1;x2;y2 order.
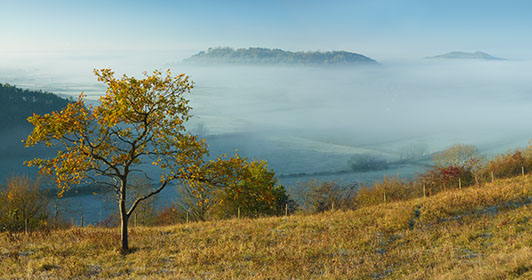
2;174;532;279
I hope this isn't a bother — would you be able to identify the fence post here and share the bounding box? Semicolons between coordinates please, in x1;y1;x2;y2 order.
331;202;335;211
458;178;461;189
285;203;288;216
134;214;137;227
522;166;525;177
25;218;28;234
383;191;387;204
80;216;84;227
423;184;426;198
491;171;494;183
238;207;240;219
186;211;189;223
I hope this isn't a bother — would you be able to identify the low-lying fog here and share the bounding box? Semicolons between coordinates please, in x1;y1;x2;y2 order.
2;52;532;222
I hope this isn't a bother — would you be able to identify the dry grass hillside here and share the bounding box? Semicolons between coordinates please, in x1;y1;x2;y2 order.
2;175;532;279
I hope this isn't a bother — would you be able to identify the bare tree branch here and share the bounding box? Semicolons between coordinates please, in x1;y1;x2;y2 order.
126;178;174;217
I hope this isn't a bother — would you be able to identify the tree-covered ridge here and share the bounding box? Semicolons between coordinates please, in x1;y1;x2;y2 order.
184;47;378;65
0;83;70;130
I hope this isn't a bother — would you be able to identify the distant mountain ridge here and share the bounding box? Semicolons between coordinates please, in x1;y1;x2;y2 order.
184;47;378;65
0;83;70;130
427;51;505;60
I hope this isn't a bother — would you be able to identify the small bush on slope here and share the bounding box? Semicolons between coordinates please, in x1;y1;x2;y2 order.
0;176;48;232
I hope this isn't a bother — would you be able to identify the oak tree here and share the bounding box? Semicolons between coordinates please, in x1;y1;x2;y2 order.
25;69;246;251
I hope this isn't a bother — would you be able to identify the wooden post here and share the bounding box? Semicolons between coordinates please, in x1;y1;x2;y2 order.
458;178;462;189
54;201;59;226
383;191;387;204
331;202;335;211
134;214;137;227
80;216;84;227
522;166;525;177
285;204;288;216
491;171;494;183
186;211;189;223
423;184;426;198
238;207;240;219
24;218;28;233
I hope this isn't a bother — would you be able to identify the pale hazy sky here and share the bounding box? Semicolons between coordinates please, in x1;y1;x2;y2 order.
2;0;532;60
3;0;532;185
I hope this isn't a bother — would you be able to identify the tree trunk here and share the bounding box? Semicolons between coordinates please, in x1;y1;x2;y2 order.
120;211;128;251
120;210;128;251
119;180;129;252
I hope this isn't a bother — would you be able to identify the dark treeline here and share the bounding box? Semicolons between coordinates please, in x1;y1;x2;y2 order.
0;83;70;130
184;47;378;65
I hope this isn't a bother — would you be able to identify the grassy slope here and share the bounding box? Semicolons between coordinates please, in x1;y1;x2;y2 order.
2;176;532;279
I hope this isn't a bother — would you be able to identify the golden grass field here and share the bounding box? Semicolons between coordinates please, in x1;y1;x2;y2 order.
2;175;532;279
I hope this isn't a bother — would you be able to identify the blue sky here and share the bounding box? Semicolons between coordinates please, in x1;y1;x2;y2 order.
2;0;532;59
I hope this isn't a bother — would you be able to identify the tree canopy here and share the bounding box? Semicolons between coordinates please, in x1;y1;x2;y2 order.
433;144;481;169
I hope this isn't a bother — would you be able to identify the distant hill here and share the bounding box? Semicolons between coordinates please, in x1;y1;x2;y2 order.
427;51;505;60
0;83;70;130
184;47;378;65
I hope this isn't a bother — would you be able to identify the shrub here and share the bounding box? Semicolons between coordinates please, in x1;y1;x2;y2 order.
348;153;387;172
416;165;475;195
0;176;49;232
155;205;183;225
355;176;417;207
156;160;295;223
433;144;480;169
353;165;475;209
481;150;532;182
296;180;357;213
212;160;293;219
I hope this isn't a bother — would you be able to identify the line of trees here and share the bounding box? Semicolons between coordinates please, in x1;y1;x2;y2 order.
352;143;532;208
3;142;532;244
0;83;70;130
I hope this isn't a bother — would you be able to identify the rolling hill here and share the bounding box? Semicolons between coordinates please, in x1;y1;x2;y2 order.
184;47;379;65
426;51;505;60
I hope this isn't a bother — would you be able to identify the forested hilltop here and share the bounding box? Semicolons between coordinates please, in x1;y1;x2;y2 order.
0;83;70;130
184;47;378;65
